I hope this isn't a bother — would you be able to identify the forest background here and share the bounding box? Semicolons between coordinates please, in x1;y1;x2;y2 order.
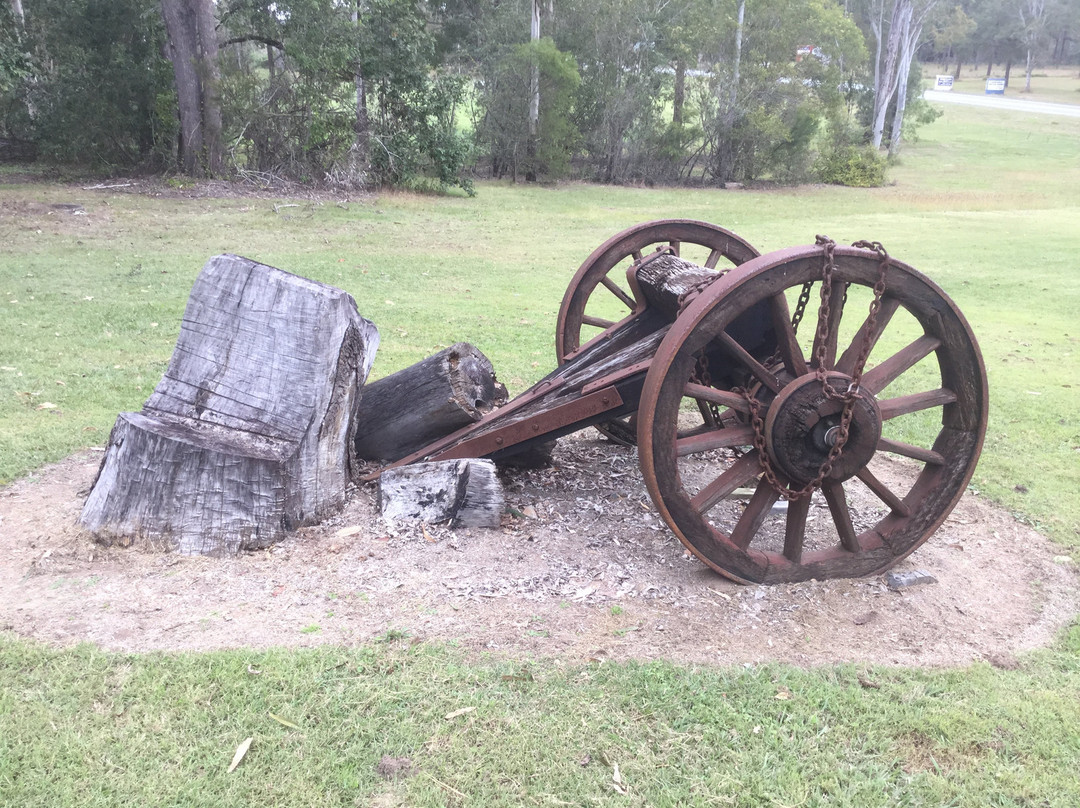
2;0;1076;193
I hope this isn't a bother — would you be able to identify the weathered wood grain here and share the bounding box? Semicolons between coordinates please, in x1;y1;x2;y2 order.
354;343;507;462
379;459;504;528
80;254;379;555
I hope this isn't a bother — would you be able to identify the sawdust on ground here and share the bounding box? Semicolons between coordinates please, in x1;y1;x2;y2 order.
1;435;1077;669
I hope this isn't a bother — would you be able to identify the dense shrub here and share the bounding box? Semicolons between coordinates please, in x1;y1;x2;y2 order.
814;143;887;187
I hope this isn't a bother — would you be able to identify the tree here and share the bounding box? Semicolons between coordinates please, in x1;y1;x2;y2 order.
928;3;976;76
477;37;580;180
213;0;471;190
869;0;938;152
160;0;223;175
9;0;174;168
557;0;670;183
1017;0;1047;92
694;0;867;184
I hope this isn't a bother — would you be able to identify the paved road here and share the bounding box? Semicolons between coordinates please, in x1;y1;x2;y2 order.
923;89;1080;118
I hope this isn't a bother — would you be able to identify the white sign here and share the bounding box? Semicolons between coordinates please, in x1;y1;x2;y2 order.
935;75;954;91
986;78;1006;95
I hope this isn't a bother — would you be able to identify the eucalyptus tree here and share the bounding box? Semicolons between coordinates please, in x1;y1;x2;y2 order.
161;0;223;175
694;0;867;183
1017;0;1047;91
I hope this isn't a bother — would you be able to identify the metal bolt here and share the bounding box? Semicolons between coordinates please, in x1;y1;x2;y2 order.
824;426;841;448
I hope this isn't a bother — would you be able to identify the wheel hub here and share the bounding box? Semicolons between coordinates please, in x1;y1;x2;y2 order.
764;372;882;484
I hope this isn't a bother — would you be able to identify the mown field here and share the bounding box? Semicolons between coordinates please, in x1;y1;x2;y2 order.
1;98;1079;806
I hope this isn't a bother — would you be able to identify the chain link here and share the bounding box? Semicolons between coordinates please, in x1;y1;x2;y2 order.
737;236;890;501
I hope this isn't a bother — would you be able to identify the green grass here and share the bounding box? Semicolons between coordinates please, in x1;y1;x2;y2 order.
3;625;1080;807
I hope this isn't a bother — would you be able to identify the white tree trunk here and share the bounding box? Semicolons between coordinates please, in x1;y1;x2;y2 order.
871;4;883;106
871;0;909;149
888;18;922;154
529;0;540;138
730;0;745;110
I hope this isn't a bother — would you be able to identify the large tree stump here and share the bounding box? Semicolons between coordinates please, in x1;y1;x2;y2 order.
354;343;507;463
80;254;379;555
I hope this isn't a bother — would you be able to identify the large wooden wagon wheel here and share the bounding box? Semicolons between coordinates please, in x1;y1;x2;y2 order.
637;242;988;584
556;219;760;444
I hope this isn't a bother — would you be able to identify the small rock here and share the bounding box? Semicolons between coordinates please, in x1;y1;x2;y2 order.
521;505;538;519
884;570;937;590
1052;555;1075;568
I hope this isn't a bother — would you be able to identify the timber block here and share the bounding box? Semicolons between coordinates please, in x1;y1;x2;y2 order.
81;255;379;555
379;459;504;529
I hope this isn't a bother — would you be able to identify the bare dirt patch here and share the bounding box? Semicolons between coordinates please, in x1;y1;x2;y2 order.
1;435;1077;668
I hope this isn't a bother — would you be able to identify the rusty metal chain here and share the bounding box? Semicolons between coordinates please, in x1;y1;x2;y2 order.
737;236;891;501
790;279;815;335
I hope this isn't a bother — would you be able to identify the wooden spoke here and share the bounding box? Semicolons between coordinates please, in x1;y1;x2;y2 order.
717;331;781;393
822;481;860;553
861;334;942;394
678;420;727;440
810;281;846;370
684;382;752;414
636;242;986;584
730;481;779;550
676;425;755;456
878;388;957;420
855;467;912;516
600;275;636;309
691;452;761;515
704;248;723;269
783;495;811;564
835;296;901;375
769;293;809;377
669;240;681;256
556;221;761;449
581;314;616;329
876;436;945;465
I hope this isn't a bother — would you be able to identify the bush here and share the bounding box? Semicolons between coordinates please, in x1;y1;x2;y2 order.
814;143;886;187
477;37;581;181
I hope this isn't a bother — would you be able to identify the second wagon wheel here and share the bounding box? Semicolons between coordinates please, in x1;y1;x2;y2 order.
637;243;988;584
556;219;760;444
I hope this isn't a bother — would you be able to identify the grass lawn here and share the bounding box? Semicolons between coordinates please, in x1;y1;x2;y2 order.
1;100;1079;805
3;626;1080;807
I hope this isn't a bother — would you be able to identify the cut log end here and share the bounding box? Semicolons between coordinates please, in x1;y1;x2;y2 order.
354;343;507;463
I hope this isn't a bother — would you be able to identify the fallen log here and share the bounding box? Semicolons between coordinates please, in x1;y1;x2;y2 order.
379;459;504;528
80;254;379;555
354;343;507;463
